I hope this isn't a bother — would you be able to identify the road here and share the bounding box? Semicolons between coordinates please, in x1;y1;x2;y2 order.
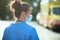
0;21;60;40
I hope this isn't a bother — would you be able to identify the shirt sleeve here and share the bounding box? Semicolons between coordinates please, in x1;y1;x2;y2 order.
2;28;9;40
30;28;39;40
2;27;16;40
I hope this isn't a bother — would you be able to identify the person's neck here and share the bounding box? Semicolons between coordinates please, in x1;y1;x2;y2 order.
17;18;25;22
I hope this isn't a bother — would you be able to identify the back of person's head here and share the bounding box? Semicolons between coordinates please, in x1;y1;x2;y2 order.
9;0;32;20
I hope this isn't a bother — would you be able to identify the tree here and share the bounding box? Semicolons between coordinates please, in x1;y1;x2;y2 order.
0;0;40;20
0;0;10;20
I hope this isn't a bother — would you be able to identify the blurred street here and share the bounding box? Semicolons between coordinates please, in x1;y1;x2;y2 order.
0;21;60;40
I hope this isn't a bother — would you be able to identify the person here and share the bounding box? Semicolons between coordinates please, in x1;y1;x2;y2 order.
2;0;39;40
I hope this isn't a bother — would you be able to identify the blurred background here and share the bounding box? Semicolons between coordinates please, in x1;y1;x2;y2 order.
0;0;40;20
0;0;60;40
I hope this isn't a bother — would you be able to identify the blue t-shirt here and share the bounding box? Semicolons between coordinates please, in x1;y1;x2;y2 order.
2;22;39;40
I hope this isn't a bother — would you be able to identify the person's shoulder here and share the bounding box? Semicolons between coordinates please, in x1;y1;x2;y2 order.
24;22;36;31
4;23;15;31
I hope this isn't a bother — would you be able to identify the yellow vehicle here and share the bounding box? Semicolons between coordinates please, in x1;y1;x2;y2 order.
36;0;60;30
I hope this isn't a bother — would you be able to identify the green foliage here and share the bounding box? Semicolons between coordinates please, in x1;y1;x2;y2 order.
0;0;10;20
0;0;40;20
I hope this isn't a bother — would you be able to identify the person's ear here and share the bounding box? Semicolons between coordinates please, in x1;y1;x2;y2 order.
21;11;27;18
